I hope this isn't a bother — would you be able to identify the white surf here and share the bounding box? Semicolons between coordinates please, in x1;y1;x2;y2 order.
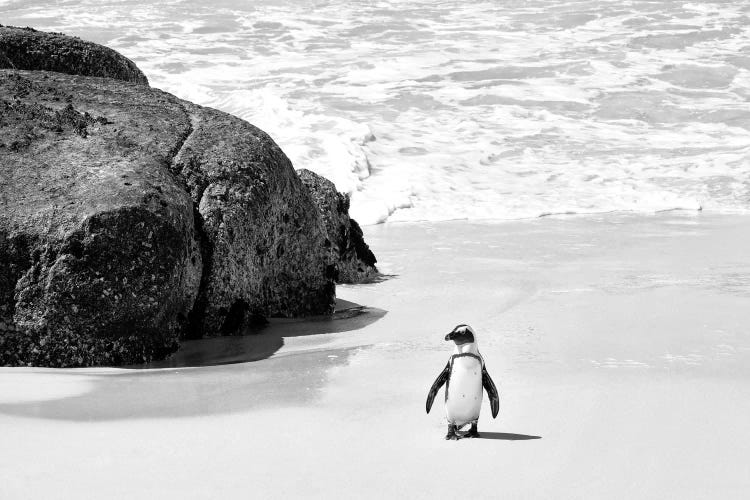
3;0;749;224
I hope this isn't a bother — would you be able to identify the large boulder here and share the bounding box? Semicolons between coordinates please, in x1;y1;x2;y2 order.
0;69;335;366
0;25;148;85
173;104;336;337
0;73;199;366
297;169;378;283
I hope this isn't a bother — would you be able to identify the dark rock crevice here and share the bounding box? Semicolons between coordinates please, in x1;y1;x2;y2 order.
0;47;16;69
184;204;214;339
0;232;35;327
167;102;197;173
164;103;213;340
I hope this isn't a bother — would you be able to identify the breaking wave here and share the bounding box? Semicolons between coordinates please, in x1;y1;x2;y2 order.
3;0;750;224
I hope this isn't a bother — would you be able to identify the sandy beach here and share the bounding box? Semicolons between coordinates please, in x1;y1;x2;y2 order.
3;0;750;497
2;212;750;498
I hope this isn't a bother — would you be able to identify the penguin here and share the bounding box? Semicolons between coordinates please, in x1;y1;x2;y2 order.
425;324;500;440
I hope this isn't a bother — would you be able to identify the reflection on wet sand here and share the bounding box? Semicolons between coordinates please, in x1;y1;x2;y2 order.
0;299;386;421
136;298;386;369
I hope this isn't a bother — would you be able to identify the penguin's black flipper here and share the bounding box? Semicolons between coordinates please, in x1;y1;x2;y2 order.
426;362;450;414
482;367;500;418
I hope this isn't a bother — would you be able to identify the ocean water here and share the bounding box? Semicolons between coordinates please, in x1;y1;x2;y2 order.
2;0;749;224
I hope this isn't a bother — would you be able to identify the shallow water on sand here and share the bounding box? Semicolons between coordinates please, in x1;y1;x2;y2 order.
2;0;749;223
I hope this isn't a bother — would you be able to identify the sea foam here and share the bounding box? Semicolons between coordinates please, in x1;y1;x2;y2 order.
2;0;749;224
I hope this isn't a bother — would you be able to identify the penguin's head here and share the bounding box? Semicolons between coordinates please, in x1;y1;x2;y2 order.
445;324;475;345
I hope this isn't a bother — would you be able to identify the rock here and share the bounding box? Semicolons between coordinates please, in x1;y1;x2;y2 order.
1;72;200;366
297;169;378;283
173;104;336;337
0;25;148;85
0;69;334;367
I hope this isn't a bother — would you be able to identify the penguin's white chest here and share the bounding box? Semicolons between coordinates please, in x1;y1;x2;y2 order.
445;355;483;426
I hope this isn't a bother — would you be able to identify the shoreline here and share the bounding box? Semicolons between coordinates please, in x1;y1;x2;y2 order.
359;206;750;228
2;212;750;498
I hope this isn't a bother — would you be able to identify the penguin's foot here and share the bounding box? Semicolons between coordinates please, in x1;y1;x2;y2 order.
445;425;459;441
463;423;480;438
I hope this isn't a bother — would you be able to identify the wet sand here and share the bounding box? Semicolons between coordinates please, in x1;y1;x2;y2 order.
2;213;750;498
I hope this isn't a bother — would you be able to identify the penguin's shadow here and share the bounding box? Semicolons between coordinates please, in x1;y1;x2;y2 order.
465;432;542;441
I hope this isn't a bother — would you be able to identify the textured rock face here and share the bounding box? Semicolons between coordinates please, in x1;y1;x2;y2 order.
173;105;336;336
297;169;378;283
0;69;335;366
0;72;201;366
0;25;148;85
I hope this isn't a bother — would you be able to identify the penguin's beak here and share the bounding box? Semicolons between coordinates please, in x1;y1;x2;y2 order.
445;331;455;341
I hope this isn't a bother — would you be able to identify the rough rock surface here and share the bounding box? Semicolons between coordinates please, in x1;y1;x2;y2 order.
0;69;335;366
297;169;378;283
173;104;336;337
0;25;148;85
